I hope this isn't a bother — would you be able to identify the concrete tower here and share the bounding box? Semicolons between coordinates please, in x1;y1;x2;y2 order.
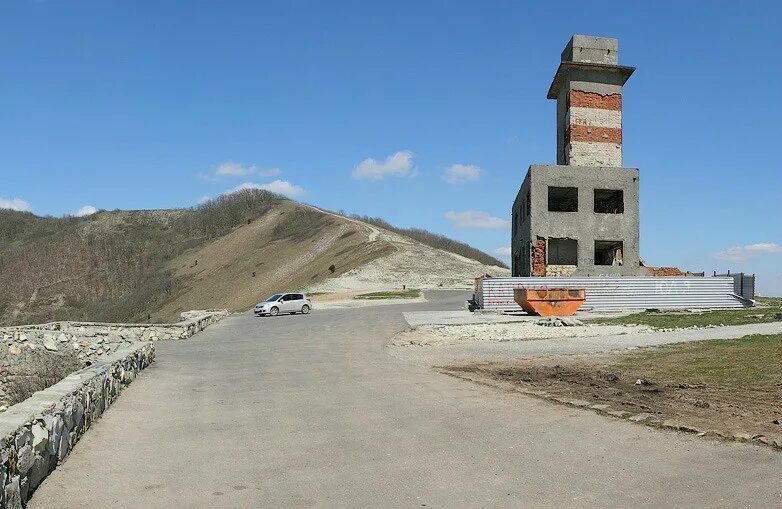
550;36;634;167
511;35;646;278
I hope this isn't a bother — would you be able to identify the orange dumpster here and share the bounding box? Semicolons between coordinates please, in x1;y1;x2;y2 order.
514;288;585;316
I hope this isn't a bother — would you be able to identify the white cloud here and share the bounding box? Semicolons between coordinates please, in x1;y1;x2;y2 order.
197;195;212;205
714;242;782;262
227;180;306;198
0;197;31;212
494;246;511;257
203;161;282;180
75;205;98;217
353;150;414;180
446;210;509;229
443;164;482;184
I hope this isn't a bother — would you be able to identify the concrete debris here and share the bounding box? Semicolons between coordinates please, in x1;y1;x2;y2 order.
43;337;58;351
536;316;583;327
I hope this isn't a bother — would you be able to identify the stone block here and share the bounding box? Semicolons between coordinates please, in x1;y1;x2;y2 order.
56;430;70;461
28;455;48;491
4;475;21;509
31;423;48;454
19;476;29;503
43;415;64;456
16;445;34;475
628;412;653;422
13;428;32;450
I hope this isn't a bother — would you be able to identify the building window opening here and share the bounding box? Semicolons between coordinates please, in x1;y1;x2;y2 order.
548;238;578;265
595;240;624;266
548;186;578;212
526;189;531;217
594;189;624;213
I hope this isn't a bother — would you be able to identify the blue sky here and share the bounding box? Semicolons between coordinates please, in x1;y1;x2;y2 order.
2;1;781;295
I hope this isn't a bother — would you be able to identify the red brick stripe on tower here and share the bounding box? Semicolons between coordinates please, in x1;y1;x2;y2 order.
566;125;623;144
567;90;622;111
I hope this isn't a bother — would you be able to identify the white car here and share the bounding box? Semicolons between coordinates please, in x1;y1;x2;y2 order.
254;293;311;317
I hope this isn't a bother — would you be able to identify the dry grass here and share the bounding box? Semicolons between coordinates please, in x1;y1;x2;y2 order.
0;189;282;325
1;190;507;325
151;200;393;320
354;289;421;300
588;304;782;329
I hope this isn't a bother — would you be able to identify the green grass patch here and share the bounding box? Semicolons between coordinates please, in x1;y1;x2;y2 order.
618;334;782;388
354;289;421;300
588;305;781;329
757;296;782;307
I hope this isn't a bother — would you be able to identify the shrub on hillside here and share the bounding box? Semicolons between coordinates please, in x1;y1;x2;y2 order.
0;189;287;325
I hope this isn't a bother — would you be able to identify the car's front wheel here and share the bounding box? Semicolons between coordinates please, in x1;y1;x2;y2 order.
269;306;279;316
301;304;310;314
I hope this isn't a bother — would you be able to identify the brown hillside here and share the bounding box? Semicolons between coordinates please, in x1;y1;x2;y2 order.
0;190;506;325
151;200;392;320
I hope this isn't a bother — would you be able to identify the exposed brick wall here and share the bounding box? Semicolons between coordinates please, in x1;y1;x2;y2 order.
568;90;622;110
566;125;622;144
531;238;546;277
565;90;623;166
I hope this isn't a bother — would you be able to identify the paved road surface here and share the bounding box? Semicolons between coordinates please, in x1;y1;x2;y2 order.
31;291;782;508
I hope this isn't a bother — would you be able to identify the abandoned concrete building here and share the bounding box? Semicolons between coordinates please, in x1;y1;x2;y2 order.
512;35;647;277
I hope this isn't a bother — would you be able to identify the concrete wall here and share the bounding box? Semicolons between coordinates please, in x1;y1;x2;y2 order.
511;173;532;276
512;165;646;277
0;343;154;508
561;35;619;65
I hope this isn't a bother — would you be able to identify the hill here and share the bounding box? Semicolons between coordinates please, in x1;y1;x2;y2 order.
0;190;508;325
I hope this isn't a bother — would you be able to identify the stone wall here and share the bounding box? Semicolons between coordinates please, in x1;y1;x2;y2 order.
0;309;228;507
0;310;228;408
3;309;229;350
0;343;154;508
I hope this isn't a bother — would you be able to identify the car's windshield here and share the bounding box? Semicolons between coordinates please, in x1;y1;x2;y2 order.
265;294;283;302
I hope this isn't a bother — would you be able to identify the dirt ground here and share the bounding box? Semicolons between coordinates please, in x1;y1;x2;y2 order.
441;334;782;440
